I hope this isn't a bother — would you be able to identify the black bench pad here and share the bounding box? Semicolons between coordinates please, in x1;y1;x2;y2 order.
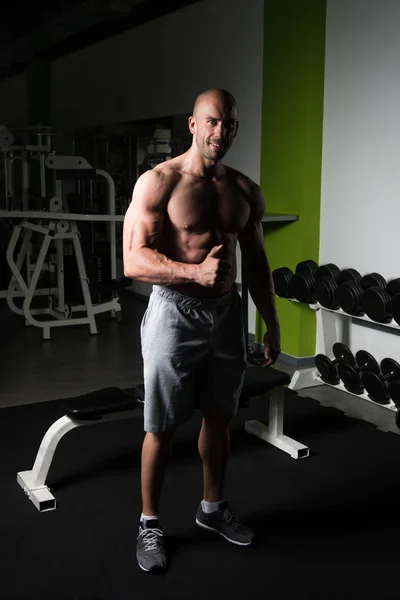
241;365;291;401
60;386;144;420
60;367;290;420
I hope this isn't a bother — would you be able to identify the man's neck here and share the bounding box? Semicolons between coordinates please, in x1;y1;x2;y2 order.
182;148;225;179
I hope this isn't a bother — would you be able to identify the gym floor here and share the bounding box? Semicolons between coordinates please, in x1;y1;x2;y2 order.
3;290;400;600
0;291;148;408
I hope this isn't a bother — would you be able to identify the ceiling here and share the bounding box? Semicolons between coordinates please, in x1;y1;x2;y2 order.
0;0;200;80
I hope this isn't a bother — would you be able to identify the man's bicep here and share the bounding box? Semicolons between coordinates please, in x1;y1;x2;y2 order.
123;172;166;255
125;198;164;251
239;183;267;258
239;218;265;261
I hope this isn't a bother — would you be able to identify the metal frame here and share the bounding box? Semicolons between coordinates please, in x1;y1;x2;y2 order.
245;385;310;459
17;380;308;513
17;407;143;512
1;153;123;338
5;217;121;339
241;213;309;458
0;125;53;211
288;300;398;415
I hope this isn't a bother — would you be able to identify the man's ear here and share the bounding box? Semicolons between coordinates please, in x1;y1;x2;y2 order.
188;116;196;135
234;121;239;138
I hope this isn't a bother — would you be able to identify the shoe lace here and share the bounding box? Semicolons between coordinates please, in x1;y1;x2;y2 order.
138;527;163;552
222;507;242;529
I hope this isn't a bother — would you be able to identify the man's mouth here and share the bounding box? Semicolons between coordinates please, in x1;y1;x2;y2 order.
209;141;223;150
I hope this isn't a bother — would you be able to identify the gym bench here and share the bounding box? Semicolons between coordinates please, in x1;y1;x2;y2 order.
17;366;309;512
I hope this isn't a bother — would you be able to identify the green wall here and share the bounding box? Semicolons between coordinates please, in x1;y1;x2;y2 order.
257;0;326;357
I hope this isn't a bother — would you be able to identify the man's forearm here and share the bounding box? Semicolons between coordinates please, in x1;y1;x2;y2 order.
124;247;198;285
248;268;280;332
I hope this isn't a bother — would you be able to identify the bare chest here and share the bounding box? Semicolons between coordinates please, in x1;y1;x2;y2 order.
166;178;250;234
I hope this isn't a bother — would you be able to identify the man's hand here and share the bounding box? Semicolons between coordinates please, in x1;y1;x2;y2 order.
256;329;281;367
196;245;232;288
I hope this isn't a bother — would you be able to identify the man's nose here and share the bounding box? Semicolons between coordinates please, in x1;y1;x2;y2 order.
215;122;225;138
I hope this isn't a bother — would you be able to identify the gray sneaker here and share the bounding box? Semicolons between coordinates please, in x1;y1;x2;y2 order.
136;519;167;573
195;501;255;546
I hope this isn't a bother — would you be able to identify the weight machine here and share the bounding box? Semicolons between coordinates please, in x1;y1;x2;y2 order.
0;125;124;339
0;124;54;211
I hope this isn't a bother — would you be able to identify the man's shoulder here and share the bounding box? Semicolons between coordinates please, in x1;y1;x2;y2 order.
224;166;265;220
224;165;261;196
154;156;183;179
137;161;180;195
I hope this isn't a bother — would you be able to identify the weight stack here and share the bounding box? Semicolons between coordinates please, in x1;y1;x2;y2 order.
87;244;112;304
63;239;112;306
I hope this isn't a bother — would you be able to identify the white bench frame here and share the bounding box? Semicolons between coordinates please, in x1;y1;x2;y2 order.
245;385;309;460
17;385;309;512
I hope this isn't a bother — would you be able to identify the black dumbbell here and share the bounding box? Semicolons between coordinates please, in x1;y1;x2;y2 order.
361;358;400;406
337;349;380;395
314;264;342;308
293;263;359;306
337;272;387;316
362;277;400;324
288;260;319;303
272;260;319;300
296;260;319;275
273;261;361;306
289;259;340;304
315;265;362;310
315;263;341;280
272;267;294;298
315;342;355;385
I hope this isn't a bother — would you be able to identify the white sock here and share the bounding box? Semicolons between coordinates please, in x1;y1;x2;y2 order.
201;500;224;513
140;513;159;523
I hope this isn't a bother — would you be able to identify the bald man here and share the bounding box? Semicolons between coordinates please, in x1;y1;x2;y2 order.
123;88;280;573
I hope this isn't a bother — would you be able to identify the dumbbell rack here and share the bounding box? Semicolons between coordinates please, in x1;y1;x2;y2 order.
288;299;399;422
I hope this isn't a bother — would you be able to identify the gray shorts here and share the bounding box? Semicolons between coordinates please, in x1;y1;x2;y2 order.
140;285;247;432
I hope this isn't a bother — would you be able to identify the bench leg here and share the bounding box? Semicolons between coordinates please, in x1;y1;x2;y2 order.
289;367;322;391
245;386;310;459
17;415;84;512
17;407;144;512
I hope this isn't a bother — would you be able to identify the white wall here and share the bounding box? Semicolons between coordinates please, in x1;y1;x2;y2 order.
51;0;263;185
51;0;264;332
0;73;28;127
319;0;400;361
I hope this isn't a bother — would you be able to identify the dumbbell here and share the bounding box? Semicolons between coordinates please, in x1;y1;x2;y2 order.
292;264;363;307
286;259;342;304
337;272;387;316
362;278;400;324
315;342;355;385
361;358;400;406
288;260;320;303
296;260;319;274
337;350;380;395
272;260;318;299
315;267;361;310
272;267;295;298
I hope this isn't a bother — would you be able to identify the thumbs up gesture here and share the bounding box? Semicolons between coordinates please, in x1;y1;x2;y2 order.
196;245;232;288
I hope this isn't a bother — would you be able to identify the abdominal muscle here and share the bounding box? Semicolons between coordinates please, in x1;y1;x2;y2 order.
158;230;238;298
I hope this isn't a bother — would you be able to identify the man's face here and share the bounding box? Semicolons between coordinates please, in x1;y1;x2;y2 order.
189;96;239;161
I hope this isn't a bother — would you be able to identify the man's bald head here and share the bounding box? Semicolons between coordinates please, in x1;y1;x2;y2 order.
193;88;238;119
188;88;239;163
